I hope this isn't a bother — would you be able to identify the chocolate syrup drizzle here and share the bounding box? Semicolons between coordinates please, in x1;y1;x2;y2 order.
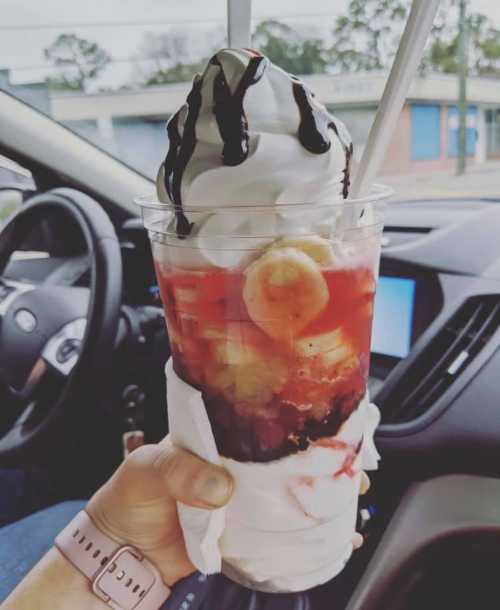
162;52;352;238
211;55;268;166
292;78;353;199
163;77;203;237
162;54;268;237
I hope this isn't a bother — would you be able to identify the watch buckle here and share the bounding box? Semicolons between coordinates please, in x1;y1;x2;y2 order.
92;546;155;610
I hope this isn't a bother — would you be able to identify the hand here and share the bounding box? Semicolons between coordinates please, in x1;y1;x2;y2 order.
86;438;233;587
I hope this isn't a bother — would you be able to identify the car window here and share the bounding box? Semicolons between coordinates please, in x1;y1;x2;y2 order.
1;0;500;200
0;155;35;225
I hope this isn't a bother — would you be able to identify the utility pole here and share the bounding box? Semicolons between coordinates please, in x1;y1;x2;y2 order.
227;0;252;48
457;0;468;176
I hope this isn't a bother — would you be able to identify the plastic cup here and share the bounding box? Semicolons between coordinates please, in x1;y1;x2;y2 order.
138;186;390;462
137;186;391;590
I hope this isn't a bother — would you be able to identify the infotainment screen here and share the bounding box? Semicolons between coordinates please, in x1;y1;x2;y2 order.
371;276;416;359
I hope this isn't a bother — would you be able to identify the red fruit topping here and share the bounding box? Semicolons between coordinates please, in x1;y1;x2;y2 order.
154;259;375;462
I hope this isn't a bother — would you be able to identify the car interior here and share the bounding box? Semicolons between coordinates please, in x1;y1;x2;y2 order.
1;104;500;609
2;3;500;608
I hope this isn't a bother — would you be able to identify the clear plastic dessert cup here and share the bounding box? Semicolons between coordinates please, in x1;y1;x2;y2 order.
137;185;392;590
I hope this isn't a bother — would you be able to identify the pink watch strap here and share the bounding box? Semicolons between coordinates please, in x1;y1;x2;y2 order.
55;511;170;610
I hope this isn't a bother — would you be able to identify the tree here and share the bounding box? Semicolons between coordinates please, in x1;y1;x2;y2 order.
253;20;329;75
468;13;500;77
330;0;407;72
332;0;500;78
136;27;224;86
45;34;111;91
425;37;459;74
421;6;500;77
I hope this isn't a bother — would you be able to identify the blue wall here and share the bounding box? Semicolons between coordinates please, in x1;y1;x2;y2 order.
410;104;441;161
447;105;478;157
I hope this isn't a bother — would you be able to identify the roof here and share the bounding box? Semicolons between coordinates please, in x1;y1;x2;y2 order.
48;72;500;122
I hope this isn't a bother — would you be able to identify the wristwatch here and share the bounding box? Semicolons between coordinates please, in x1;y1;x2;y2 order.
55;511;171;610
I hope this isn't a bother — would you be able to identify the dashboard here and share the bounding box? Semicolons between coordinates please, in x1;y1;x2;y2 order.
370;262;443;388
372;275;417;359
372;199;500;479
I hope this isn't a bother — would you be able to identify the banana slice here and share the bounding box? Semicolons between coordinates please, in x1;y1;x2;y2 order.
321;345;353;369
174;286;198;304
295;328;344;357
209;357;288;407
211;340;261;366
199;324;226;340
295;327;357;372
272;235;335;266
243;247;329;342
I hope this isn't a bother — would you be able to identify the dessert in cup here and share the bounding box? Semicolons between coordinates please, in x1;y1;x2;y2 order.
139;47;388;592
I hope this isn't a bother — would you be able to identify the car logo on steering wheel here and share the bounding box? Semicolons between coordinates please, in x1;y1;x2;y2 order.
14;309;37;333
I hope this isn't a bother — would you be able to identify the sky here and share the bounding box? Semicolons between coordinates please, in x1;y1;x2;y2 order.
1;0;500;87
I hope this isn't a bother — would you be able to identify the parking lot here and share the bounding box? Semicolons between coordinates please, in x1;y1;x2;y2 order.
382;160;500;201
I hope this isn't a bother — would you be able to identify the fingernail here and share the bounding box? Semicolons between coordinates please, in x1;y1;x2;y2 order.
360;472;371;495
352;532;364;549
198;469;233;508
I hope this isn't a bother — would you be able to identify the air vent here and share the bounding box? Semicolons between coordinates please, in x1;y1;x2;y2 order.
381;295;500;424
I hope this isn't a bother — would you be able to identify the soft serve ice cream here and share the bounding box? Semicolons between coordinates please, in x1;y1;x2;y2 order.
149;48;381;591
155;48;353;267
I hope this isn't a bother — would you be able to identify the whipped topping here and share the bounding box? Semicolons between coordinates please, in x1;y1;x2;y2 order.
155;48;353;266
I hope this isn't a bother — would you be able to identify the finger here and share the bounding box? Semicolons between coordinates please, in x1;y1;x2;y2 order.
360;471;371;495
153;444;234;510
352;532;364;550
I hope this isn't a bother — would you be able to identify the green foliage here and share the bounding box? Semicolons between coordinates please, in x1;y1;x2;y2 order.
477;30;500;76
136;28;223;86
428;38;459;74
468;13;500;77
253;20;328;75
421;6;500;77
330;0;500;78
45;76;83;91
44;33;111;91
139;22;330;83
330;0;408;72
145;61;206;85
134;2;500;86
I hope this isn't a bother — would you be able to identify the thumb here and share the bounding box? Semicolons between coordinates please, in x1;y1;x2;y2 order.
154;442;234;509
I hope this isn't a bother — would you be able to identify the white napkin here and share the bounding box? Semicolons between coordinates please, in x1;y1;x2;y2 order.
166;360;225;574
165;359;381;590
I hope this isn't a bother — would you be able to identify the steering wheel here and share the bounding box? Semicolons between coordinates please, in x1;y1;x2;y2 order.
0;188;122;466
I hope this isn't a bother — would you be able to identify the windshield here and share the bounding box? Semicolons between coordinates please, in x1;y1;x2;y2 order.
1;0;500;200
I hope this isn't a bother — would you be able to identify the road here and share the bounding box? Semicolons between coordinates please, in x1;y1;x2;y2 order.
381;160;500;201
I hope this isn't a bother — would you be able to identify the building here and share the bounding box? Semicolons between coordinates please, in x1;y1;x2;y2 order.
3;69;500;178
312;71;500;174
0;70;51;116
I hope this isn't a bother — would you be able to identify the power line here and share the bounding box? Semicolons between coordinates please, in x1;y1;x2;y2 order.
0;17;224;31
1;12;339;73
0;13;337;32
2;56;191;73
